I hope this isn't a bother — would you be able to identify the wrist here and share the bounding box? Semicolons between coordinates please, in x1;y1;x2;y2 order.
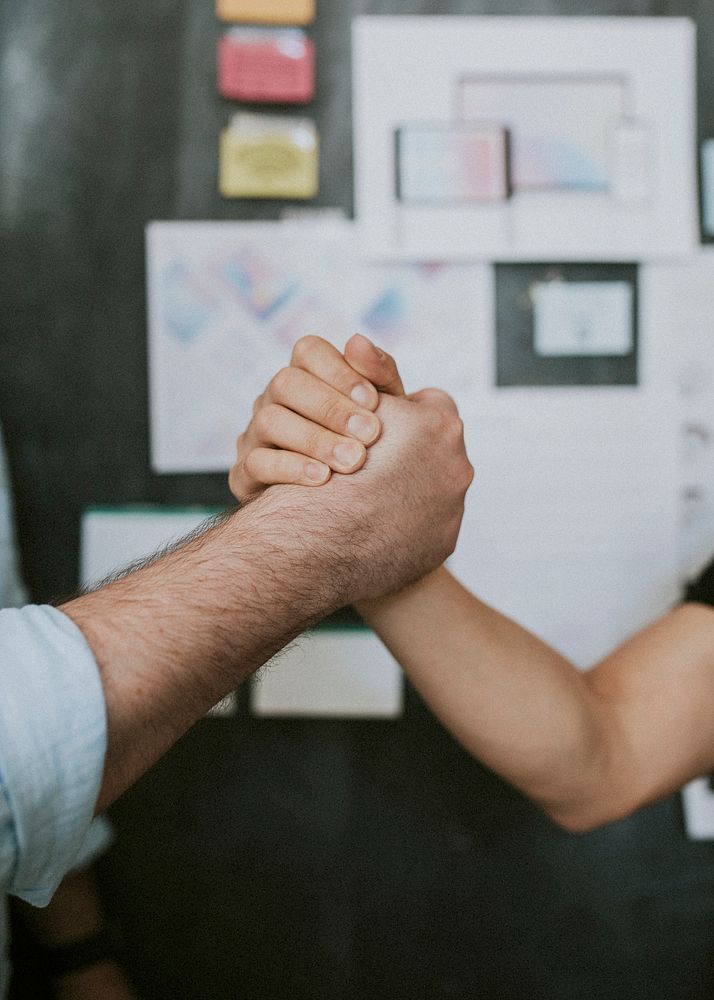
250;483;358;613
356;566;449;623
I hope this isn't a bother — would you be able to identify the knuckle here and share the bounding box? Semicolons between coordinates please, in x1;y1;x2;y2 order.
440;390;458;409
427;407;444;432
254;403;281;438
270;367;294;400
305;425;329;457
243;449;263;479
320;394;348;429
229;462;249;500
445;414;463;438
290;462;309;485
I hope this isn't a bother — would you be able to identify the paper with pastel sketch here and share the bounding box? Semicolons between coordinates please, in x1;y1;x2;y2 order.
147;219;488;473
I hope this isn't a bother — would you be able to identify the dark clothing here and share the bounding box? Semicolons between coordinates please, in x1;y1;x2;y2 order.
685;560;714;607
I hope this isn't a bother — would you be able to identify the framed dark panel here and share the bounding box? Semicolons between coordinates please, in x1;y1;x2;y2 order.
496;262;639;387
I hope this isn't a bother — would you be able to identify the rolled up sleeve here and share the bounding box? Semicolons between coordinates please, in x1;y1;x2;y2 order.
0;605;107;907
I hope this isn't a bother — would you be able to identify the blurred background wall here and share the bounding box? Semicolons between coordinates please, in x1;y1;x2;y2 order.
3;2;714;998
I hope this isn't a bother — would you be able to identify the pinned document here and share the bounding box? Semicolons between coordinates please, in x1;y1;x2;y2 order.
252;627;403;718
218;28;315;104
533;281;634;357
216;0;315;26
353;17;697;260
219;113;319;199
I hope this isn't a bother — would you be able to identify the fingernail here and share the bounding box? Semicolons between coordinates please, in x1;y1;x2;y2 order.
351;383;376;408
306;462;329;482
333;441;363;468
347;414;379;443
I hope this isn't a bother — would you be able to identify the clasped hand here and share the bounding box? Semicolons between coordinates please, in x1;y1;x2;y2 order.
230;332;471;503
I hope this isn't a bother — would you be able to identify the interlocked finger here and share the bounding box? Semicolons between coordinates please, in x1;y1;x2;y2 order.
264;367;381;445
252;403;368;473
230;448;332;500
290;335;380;410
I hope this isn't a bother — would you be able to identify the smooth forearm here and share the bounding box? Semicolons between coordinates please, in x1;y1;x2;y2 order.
63;494;343;813
357;568;612;826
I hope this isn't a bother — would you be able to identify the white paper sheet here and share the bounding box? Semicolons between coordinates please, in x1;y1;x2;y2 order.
533;282;633;357
451;396;680;668
147;219;489;473
252;629;402;718
448;266;680;669
81;507;217;586
682;779;714;840
353;16;697;261
645;250;714;582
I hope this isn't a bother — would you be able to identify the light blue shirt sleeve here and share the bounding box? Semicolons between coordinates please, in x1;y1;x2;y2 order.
0;604;107;908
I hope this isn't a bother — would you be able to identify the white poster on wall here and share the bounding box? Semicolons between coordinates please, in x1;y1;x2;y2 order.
353;16;697;262
146;219;489;473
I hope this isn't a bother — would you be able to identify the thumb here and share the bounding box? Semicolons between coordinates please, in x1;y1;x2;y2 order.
344;333;406;397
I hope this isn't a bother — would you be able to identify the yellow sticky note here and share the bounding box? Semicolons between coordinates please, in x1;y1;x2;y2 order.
220;114;319;200
216;0;315;26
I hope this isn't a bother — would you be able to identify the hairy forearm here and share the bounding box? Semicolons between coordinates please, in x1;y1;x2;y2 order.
63;493;345;813
357;568;614;827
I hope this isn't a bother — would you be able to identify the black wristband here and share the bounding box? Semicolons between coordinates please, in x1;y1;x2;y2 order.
43;929;118;977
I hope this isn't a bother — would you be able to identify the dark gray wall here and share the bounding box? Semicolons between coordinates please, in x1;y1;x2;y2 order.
3;2;714;998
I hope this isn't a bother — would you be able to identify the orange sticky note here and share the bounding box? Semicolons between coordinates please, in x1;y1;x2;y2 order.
216;0;315;26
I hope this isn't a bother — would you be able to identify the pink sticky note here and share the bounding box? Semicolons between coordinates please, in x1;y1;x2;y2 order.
218;28;315;105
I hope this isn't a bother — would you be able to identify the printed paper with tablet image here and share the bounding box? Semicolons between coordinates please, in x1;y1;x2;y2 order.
458;77;624;194
353;17;697;261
